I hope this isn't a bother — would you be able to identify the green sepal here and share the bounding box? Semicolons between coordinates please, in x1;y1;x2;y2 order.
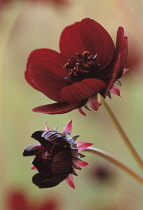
84;103;92;111
115;79;122;86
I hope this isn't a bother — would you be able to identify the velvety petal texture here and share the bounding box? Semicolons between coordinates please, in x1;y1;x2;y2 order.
60;78;106;103
23;121;92;189
60;18;115;69
33;101;83;114
25;18;128;115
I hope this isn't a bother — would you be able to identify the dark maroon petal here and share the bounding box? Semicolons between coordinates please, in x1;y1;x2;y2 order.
29;64;71;102
60;21;86;57
32;173;68;188
103;27;128;96
60;18;115;69
31;130;65;146
25;49;69;94
32;156;52;174
31;131;45;143
116;27;127;54
23;144;42;156
60;78;106;103
42;130;67;145
116;27;128;77
52;151;73;174
27;48;68;77
25;70;39;90
103;54;122;96
33;101;83;114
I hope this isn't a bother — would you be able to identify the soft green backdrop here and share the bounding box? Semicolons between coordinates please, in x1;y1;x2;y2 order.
1;0;143;209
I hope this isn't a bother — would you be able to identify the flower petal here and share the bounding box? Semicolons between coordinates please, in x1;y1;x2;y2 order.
32;173;68;188
23;144;41;156
25;49;68;91
103;53;122;96
74;158;89;167
77;142;93;152
60;78;106;103
25;70;39;90
103;27;128;96
60;18;115;69
116;27;128;78
52;151;72;174
33;101;83;114
65;174;75;189
29;64;71;102
27;48;68;77
62;120;72;134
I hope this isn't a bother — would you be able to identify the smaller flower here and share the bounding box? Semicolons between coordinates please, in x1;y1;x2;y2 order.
23;121;92;189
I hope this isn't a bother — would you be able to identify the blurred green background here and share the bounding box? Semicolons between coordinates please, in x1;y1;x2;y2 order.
1;0;143;209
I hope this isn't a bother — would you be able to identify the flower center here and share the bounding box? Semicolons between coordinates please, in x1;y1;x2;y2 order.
64;51;100;81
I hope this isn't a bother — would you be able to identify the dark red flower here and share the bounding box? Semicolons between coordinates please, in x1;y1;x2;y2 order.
25;18;128;115
5;188;60;210
23;121;92;189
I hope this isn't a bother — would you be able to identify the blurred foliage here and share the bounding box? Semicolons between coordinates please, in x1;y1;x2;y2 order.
1;0;143;209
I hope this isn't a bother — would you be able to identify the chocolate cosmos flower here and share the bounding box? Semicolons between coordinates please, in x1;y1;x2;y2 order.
23;121;92;189
25;18;128;115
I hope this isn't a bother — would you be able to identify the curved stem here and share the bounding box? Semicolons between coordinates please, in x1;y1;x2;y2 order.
102;98;143;170
86;147;143;184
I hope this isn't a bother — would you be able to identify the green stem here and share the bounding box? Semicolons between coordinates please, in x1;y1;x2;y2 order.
86;147;143;184
102;98;143;170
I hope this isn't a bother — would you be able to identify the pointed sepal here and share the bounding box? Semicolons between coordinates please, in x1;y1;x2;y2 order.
77;142;93;152
65;174;75;189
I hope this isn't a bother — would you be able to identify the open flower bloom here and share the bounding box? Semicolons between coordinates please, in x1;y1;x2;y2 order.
23;121;92;189
25;18;128;115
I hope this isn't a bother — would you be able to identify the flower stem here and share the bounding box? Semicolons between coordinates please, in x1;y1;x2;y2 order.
86;147;143;184
102;98;143;170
